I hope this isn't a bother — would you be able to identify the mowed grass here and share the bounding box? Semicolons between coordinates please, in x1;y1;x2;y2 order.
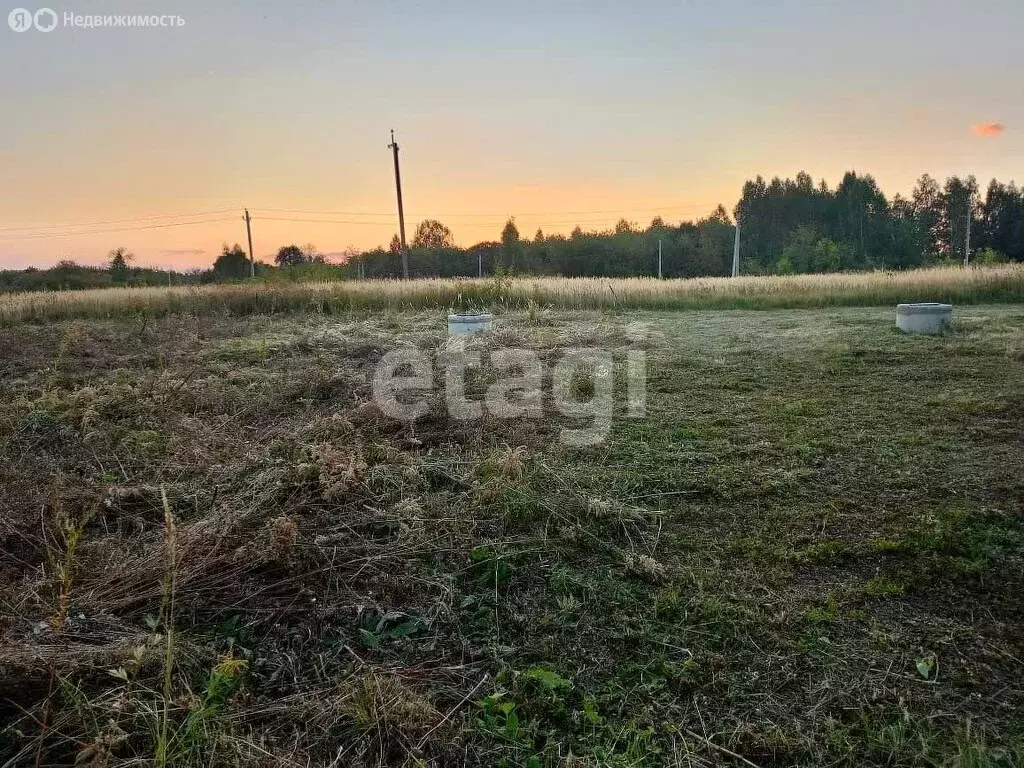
0;304;1022;766
1;263;1023;323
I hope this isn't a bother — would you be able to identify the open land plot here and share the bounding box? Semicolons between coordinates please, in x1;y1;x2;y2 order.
1;304;1022;766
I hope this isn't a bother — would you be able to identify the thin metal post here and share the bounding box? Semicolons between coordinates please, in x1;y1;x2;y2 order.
732;222;741;277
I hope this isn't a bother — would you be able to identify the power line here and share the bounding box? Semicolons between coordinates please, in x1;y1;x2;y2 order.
0;216;238;241
257;216;391;225
256;214;710;228
0;208;239;234
250;202;715;218
1;204;721;238
0;204;728;243
424;203;715;217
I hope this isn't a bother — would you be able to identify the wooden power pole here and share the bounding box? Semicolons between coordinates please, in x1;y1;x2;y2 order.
244;209;255;278
388;130;410;279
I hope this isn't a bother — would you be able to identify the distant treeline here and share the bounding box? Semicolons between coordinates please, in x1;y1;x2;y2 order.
0;261;200;293
3;171;1022;291
351;172;1024;278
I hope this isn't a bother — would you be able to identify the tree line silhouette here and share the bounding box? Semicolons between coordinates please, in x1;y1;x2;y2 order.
3;170;1022;292
350;171;1024;278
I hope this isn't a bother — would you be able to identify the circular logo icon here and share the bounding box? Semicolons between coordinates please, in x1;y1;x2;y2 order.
8;7;33;31
34;7;58;32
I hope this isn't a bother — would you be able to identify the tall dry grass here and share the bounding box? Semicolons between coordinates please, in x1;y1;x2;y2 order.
1;265;1022;323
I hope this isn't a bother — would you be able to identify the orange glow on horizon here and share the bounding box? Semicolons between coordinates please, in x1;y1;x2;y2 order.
0;184;738;270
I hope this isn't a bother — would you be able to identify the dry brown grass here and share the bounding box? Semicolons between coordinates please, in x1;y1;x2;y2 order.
1;264;1021;323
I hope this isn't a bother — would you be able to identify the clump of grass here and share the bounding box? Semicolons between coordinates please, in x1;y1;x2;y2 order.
51;520;79;633
803;595;841;624
586;497;644;523
267;514;300;561
476;445;528;483
338;673;443;761
32;510;81;768
474;445;529;505
307;443;369;500
178;655;248;759
861;573;906;597
790;539;854;564
155;487;178;768
624;551;669;583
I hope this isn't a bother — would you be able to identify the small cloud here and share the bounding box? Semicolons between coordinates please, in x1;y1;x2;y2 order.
971;122;1005;137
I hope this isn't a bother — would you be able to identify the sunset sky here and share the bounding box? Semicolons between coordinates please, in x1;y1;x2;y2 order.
1;0;1021;270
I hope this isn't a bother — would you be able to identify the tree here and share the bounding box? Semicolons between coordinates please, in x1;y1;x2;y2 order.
275;244;306;267
706;205;732;225
389;234;402;254
500;217;521;269
940;175;979;262
684;208;734;277
500;217;520;245
302;243;325;263
468;241;500;275
830;172;887;268
978;247;1004;264
108;247;133;283
979;180;1024;262
412;219;455;249
213;243;250;279
911;174;944;261
779;227;845;273
614;218;636;235
889;195;928;268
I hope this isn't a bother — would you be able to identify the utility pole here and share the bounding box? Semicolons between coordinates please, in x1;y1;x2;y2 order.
244;209;255;278
732;221;741;277
478;251;483;278
658;239;663;279
387;130;409;279
964;201;971;267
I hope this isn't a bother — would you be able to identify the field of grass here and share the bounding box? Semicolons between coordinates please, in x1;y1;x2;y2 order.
1;264;1023;323
1;303;1022;766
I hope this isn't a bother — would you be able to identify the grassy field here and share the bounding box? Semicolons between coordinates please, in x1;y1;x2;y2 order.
1;264;1023;323
1;303;1022;766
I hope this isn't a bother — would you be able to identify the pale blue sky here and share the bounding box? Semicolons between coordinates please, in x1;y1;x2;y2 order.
1;0;1020;267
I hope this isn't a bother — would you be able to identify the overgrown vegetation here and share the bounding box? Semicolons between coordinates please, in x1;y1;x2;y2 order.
1;305;1021;766
1;264;1022;324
